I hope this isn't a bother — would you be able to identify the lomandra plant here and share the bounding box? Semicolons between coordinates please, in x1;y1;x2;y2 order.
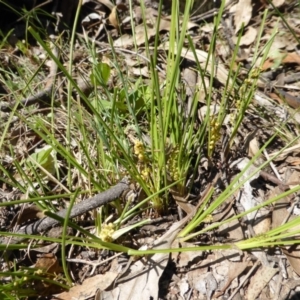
132;0;207;210
1;3;300;298
85;0;202;213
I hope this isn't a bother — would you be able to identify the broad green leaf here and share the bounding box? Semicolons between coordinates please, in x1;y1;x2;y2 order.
90;62;111;86
25;146;57;176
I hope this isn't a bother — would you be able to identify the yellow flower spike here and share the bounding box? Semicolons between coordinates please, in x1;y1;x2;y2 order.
108;223;114;229
250;67;261;79
235;100;241;108
244;78;253;86
35;269;43;275
203;214;213;223
239;85;246;95
138;153;145;162
99;223;115;242
141;167;150;180
134;141;144;155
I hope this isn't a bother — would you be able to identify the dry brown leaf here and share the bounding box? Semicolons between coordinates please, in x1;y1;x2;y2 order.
269;173;300;278
35;253;61;274
282;245;300;276
287;169;300;189
276;167;300;275
214;257;249;297
198;105;220;121
109;6;119;29
134;6;142;24
273;34;291;49
282;52;300;65
269;144;300;161
131;65;150;77
187;268;215;296
100;215;192;300
114;7;197;48
170;187;195;215
177;277;189;298
234;158;271;237
287;157;300;166
238;26;257;46
248;137;260;157
116;2;127;11
182;68;197;97
264;51;300;71
187;251;245;298
161;42;232;88
172;241;204;268
262;55;284;71
247;266;278;300
30;243;59;254
114;18;171;47
234;0;252;33
197;76;210;104
55;271;118;300
218;210;244;241
271;188;291;229
34;254;64;295
10;204;44;227
279;279;300;299
182;68;197;116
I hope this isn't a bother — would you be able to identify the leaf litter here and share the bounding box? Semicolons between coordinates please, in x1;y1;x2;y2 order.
1;0;300;299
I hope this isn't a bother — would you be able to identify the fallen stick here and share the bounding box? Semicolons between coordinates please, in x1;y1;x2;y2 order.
1;178;130;245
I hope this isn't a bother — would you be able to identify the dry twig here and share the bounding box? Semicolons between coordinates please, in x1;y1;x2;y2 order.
0;178;130;246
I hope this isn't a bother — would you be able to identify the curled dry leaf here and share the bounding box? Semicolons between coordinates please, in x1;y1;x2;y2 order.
109;6;119;29
248;137;260;158
234;0;252;33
